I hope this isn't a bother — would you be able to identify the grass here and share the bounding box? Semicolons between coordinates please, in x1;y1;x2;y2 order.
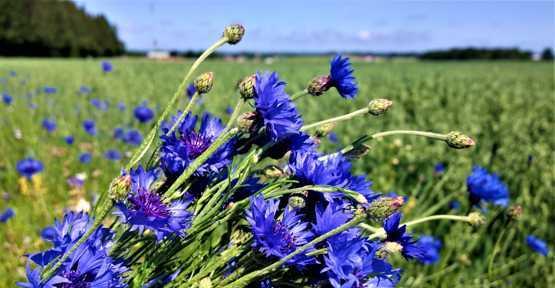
0;57;553;287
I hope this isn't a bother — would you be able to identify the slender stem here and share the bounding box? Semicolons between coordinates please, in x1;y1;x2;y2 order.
371;130;447;141
358;223;382;233
165;128;240;199
166;91;200;136
403;214;474;227
125;37;228;170
300;107;368;131
225;99;244;130
290;89;308;101
222;215;365;288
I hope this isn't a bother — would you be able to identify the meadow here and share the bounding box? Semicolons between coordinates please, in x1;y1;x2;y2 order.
0;57;553;287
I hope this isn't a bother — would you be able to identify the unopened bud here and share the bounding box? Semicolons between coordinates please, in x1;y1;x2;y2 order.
109;174;131;201
288;196;306;209
224;24;245;44
344;144;371;160
263;165;285;178
199;278;212;288
194;72;214;94
445;131;475;149
237;111;257;132
314;123;336;138
376;241;403;259
230;229;250;245
239;74;256;100
307;75;332;96
366;196;404;221
467;212;485;226
507;205;523;221
368;99;393;116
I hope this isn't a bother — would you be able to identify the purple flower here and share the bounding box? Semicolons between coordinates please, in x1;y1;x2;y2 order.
329;54;358;99
134;103;154;123
79;152;92;164
382;212;425;260
526;235;549;256
104;149;121;161
2;93;12;105
90;98;109;111
328;132;338;144
83;119;97;136
43;86;57;94
114;166;193;240
42;118;56;133
434;163;446;174
113;127;125;140
16;158;43;179
246;195;315;268
79;85;92;94
467;166;509;207
124;129;143;146
101;61;113;73
415;236;442;265
0;208;15;223
117;102;126;111
186;83;196;98
64;135;74;145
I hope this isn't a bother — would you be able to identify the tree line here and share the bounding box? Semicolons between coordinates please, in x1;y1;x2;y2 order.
0;0;124;57
420;47;554;61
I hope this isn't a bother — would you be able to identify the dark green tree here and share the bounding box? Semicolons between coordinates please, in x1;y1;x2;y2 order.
540;47;554;61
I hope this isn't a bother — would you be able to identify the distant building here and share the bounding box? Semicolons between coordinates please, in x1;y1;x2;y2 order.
147;50;171;60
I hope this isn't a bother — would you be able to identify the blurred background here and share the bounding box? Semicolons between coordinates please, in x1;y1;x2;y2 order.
0;0;553;287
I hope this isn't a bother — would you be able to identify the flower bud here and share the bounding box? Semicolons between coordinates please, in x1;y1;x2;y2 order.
314;123;336;138
288;196;306;209
239;74;256;100
344;143;371;160
230;230;250;245
263;165;285;178
237;111;257;132
467;212;485;226
376;241;403;259
507;204;523;221
445;131;475;149
109;174;131;201
199;278;212;288
224;24;245;44
307;75;332;96
367;99;393;116
366;196;404;221
194;72;214;94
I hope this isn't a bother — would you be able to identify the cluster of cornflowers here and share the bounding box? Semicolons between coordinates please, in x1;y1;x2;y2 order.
16;24;548;288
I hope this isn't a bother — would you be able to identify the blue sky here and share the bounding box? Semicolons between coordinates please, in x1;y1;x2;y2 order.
74;0;554;53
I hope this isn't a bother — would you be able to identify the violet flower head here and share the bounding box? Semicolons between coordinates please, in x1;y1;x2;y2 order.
467;166;509;207
16;158;43;179
329;54;358;99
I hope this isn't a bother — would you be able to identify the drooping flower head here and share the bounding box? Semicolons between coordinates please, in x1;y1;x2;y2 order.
329;54;358;99
83;119;97;136
160;112;235;186
526;235;549;256
467;166;509;207
382;212;425;260
114;166;193;240
134;103;154;123
415;236;442;265
16;158;43;179
253;72;303;143
42;118;56;133
246;195;314;268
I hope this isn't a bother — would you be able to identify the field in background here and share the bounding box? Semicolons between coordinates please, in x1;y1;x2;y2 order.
0;58;553;286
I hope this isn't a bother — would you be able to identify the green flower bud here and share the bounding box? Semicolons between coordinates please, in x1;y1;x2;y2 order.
224;24;245;44
307;75;332;96
199;278;212;288
194;72;214;94
344;143;371;160
366;196;404;221
507;205;523;221
288;196;306;209
230;229;250;245
468;212;485;226
445;131;475;149
367;99;393;116
263;165;285;178
239;74;256;100
109;174;131;201
237;111;257;132
314;123;336;138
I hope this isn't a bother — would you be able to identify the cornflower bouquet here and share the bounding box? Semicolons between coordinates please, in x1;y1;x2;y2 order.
19;24;486;288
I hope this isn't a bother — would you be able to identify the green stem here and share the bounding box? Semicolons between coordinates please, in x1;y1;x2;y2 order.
371;130;447;141
358;223;382;233
290;89;308;101
488;228;508;277
165;128;240;199
300;107;368;131
125;37;228;170
222;215;365;288
225;99;244;130
403;214;474;227
166;91;200;136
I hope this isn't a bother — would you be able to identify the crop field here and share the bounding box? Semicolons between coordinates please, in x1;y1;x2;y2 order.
0;58;553;286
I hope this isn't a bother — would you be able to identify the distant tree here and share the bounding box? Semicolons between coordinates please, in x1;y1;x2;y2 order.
540;47;554;61
420;47;532;61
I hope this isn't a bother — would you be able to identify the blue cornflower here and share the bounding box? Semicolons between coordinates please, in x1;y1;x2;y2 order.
79;152;92;164
253;72;303;143
434;163;446;174
43;86;57;94
449;200;461;211
83;119;97;136
113;127;125;140
0;208;15;223
134;103;154;123
64;135;74;145
114;166;193;240
415;236;442;265
90;98;109;111
246;195;315;268
313;203;356;241
105;149;121;161
382;212;425;260
124;129;143;146
42;118;56;133
526;235;549;256
288;151;376;203
225;105;233;115
160;112;235;182
260;131;317;159
67;175;85;188
467;166;509;207
328;132;339;144
329;54;358;99
79;85;92;94
2;93;12;105
16;158;43;179
186;83;196;98
118;102;126;111
101;61;113;73
17;265;67;288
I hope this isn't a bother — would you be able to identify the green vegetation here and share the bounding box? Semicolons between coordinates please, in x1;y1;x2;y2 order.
0;58;553;286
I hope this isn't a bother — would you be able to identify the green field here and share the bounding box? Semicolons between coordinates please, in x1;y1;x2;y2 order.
0;58;553;286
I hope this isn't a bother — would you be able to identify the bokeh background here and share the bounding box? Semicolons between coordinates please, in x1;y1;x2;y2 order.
1;0;553;286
